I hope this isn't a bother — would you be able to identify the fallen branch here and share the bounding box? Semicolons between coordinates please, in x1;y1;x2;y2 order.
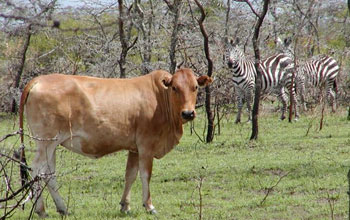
260;171;290;206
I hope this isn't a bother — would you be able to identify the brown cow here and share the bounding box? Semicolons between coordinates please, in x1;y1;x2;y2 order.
18;68;212;217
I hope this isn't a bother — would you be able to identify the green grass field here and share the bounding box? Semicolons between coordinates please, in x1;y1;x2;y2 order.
1;106;350;220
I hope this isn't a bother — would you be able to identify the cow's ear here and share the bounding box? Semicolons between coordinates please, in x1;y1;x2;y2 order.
161;75;172;89
197;75;213;87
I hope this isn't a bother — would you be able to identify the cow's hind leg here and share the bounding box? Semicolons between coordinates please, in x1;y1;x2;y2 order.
120;151;139;213
31;140;67;217
46;149;68;215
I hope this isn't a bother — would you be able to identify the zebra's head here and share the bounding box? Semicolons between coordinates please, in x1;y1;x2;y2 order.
276;36;294;58
225;38;244;69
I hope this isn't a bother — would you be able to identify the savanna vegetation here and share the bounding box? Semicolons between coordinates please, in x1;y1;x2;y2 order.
1;107;350;219
1;0;350;219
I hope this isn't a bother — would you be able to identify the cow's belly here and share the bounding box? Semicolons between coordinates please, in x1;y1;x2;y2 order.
61;132;137;158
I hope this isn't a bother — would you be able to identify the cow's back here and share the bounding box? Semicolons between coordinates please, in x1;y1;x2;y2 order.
24;73;158;158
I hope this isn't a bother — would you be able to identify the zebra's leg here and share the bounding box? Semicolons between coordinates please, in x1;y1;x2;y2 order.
235;93;244;124
326;83;336;113
245;89;253;122
299;84;307;112
278;87;288;120
291;84;300;120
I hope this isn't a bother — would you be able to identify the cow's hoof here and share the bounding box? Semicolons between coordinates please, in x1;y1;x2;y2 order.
120;202;131;214
36;212;49;218
120;209;131;215
120;207;131;214
149;208;157;215
57;209;69;216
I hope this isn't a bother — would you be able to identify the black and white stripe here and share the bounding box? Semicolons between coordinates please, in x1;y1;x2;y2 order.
225;40;298;123
296;55;339;112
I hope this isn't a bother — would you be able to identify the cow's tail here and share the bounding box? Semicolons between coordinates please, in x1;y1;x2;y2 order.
17;80;36;187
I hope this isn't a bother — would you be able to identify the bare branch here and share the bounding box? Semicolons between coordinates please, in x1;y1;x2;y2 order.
0;176;39;203
260;171;290;206
234;0;261;18
162;0;174;11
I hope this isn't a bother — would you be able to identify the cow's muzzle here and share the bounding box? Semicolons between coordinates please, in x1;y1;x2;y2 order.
181;110;195;121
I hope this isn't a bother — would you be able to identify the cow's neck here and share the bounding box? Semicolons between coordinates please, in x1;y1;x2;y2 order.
154;89;183;159
164;89;183;138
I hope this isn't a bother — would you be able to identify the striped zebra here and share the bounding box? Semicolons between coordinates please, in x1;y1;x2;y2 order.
225;39;299;123
296;55;339;112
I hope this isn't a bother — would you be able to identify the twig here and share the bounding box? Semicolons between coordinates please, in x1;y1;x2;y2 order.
319;91;325;131
327;192;335;220
260;171;290;206
0;130;58;142
198;175;204;220
234;0;261;18
0;186;32;220
0;153;32;171
191;121;205;143
305;118;314;136
0;131;20;142
0;176;39;203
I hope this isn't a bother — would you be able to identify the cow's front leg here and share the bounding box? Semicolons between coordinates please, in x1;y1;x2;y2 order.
139;153;156;214
120;151;139;213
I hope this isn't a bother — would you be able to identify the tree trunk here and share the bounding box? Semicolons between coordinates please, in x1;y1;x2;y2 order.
194;0;214;143
224;0;231;44
250;0;270;140
118;0;138;78
134;0;153;75
346;0;350;47
168;0;181;74
118;0;127;78
11;24;32;113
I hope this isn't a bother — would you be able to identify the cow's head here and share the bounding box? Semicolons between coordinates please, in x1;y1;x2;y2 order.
162;68;213;123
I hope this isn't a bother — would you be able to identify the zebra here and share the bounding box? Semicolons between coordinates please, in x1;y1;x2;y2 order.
295;55;339;112
276;37;340;113
225;39;299;123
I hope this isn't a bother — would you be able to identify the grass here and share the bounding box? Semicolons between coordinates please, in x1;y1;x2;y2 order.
1;106;350;220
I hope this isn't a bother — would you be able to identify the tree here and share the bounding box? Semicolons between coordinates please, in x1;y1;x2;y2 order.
233;0;270;140
0;0;58;113
133;0;154;74
118;0;138;78
163;0;182;74
193;0;215;143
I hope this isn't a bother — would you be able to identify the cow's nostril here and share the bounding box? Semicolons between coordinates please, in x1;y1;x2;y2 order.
181;111;195;120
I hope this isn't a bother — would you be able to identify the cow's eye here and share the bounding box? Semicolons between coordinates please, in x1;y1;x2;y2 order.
172;86;177;92
195;85;198;90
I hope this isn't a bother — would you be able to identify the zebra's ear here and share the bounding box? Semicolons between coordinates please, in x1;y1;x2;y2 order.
284;37;292;47
276;37;283;45
229;38;234;45
235;37;240;45
229;38;240;46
